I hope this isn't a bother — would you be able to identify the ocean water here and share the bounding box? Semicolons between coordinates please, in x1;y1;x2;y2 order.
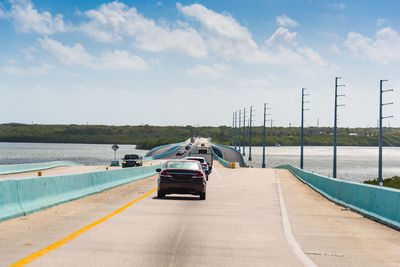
1;142;399;183
239;146;400;183
0;142;149;166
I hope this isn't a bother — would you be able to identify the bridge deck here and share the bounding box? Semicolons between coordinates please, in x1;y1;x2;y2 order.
1;162;399;266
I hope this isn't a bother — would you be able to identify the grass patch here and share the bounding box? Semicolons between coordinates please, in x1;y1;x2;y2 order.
363;176;400;190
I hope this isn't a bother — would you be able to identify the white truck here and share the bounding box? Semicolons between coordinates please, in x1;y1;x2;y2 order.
190;144;213;173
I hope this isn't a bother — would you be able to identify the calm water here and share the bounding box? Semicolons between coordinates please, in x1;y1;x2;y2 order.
0;142;149;166
1;143;399;183
241;146;400;183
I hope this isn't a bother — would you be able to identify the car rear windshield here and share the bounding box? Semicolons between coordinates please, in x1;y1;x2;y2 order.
125;155;139;159
187;158;205;163
166;161;200;170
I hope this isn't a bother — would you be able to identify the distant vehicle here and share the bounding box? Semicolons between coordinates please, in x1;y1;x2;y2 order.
156;160;207;200
122;154;143;168
185;145;191;150
190;137;195;143
176;150;185;156
190;145;213;173
185;156;209;180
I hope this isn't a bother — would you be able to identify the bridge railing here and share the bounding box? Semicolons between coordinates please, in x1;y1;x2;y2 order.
276;164;400;230
0;164;162;222
0;161;83;175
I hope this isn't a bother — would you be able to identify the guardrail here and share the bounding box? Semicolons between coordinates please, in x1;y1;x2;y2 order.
211;146;239;168
143;145;180;161
212;142;246;167
0;164;162;222
0;161;83;175
276;165;400;230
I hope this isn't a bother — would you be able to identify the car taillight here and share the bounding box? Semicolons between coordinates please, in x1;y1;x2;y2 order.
160;171;172;178
201;163;207;167
192;171;205;178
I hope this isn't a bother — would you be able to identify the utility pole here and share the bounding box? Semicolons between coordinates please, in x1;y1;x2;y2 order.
262;103;267;168
333;77;345;178
248;106;254;161
243;108;246;156
301;88;310;169
262;104;271;168
238;110;241;152
232;112;235;146
234;111;237;149
378;79;394;187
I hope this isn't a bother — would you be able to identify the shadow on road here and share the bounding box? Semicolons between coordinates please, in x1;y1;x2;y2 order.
152;196;200;201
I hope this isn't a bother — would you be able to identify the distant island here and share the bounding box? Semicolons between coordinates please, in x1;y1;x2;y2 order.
1;123;399;150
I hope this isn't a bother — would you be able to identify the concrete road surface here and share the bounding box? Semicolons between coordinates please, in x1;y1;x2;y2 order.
1;163;400;266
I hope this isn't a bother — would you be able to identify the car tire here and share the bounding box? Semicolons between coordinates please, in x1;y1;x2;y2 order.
157;191;165;199
206;174;209;181
199;192;206;200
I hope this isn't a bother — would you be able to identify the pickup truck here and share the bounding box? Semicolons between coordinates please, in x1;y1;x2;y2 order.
122;154;143;168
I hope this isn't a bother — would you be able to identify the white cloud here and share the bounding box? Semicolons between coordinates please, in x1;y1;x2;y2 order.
276;14;298;28
345;27;400;64
6;0;66;34
265;27;297;45
327;3;346;10
80;1;207;58
187;63;230;79
376;18;387;26
177;3;324;69
39;37;148;71
1;63;53;75
98;50;148;71
297;46;325;66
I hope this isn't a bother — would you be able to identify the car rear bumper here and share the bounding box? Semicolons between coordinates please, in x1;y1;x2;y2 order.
159;181;206;195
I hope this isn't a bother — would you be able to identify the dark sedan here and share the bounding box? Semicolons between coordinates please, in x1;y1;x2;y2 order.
156;160;207;200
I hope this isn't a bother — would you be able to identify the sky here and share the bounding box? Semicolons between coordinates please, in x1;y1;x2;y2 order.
0;0;399;127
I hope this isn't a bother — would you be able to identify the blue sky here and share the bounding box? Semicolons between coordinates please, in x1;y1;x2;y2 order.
0;0;399;127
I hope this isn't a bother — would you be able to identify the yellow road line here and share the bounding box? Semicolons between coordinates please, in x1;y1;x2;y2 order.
11;187;157;267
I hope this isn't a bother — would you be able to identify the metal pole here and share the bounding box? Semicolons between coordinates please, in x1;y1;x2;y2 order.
249;106;253;161
262;103;266;168
379;80;383;186
243;108;246;156
234;112;237;149
378;79;393;186
232;112;234;146
301;88;305;169
333;78;337;178
333;77;345;178
238;110;241;152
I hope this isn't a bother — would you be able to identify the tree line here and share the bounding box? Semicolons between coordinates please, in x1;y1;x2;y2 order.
1;123;399;149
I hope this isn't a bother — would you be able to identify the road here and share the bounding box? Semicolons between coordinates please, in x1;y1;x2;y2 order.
212;144;245;167
2;163;400;266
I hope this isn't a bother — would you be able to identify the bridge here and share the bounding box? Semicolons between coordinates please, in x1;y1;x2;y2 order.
1;138;400;266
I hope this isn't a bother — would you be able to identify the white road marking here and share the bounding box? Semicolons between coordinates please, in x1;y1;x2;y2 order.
275;170;318;267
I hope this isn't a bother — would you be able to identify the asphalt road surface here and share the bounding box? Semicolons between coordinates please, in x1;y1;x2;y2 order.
212;144;245;167
2;164;400;266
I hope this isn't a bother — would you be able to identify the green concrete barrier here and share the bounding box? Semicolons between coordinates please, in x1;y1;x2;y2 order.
0;161;83;175
143;145;180;161
211;146;234;168
0;164;162;222
276;165;400;230
212;142;246;167
0;180;25;221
